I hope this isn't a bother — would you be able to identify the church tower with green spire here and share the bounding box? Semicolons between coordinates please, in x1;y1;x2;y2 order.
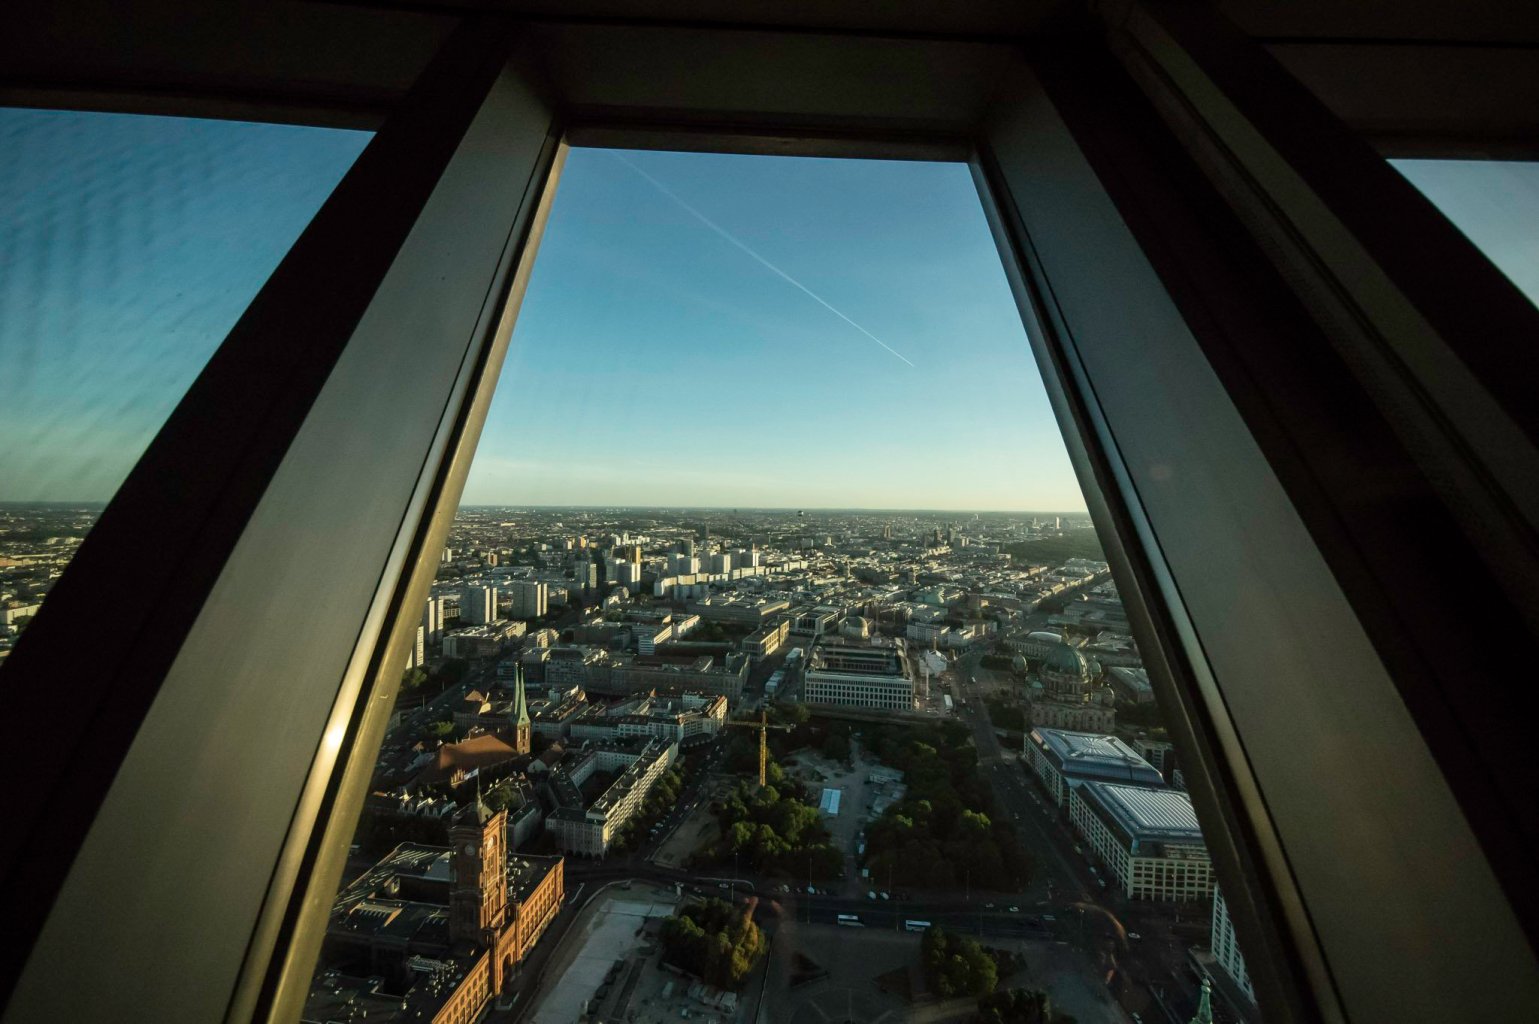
1188;977;1214;1024
510;662;531;754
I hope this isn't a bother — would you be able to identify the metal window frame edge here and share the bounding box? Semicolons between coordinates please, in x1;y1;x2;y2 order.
238;129;568;1024
969;126;1335;1024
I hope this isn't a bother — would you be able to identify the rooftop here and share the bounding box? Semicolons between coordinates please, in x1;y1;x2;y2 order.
1031;727;1164;786
1079;780;1205;846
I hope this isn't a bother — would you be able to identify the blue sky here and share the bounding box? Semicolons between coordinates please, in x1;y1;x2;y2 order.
463;148;1086;510
0;108;369;502
1393;159;1539;305
7;111;1534;515
0;109;1088;511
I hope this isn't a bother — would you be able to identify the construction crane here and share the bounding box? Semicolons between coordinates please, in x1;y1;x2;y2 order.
722;710;794;787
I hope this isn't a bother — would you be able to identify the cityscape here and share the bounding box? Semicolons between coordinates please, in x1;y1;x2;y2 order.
2;503;1253;1024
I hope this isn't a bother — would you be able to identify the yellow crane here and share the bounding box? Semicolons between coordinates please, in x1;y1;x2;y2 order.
722;710;794;787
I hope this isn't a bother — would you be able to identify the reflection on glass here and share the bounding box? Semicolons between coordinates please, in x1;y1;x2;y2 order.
1393;158;1539;306
298;148;1258;1024
0;109;369;654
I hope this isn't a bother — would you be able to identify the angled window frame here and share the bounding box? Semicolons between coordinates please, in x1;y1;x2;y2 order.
2;5;1536;1024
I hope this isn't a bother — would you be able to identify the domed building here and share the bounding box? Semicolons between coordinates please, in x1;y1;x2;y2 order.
1030;639;1116;732
1040;643;1093;698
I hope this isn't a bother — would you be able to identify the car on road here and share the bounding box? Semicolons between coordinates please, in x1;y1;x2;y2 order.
867;891;877;900
1127;932;1141;940
1008;906;1020;913
985;902;996;909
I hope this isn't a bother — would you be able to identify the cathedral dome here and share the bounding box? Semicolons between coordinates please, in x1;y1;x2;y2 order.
1039;642;1091;696
1041;642;1089;680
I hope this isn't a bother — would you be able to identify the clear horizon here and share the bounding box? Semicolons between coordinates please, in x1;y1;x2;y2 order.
461;148;1089;512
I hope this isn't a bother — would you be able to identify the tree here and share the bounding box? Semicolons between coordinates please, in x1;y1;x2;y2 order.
977;989;1076;1024
658;898;764;989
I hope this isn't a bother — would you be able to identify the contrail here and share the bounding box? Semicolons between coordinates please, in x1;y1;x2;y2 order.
611;153;915;367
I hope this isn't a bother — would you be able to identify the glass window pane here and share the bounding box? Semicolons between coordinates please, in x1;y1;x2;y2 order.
1393;158;1539;306
310;148;1260;1024
0;109;369;652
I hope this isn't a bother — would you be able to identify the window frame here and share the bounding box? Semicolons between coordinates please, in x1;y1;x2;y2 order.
2;5;1536;1024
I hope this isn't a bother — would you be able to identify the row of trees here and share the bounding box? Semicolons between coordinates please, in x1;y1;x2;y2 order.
699;777;844;881
658;898;763;989
608;765;687;853
861;722;1032;891
976;988;1077;1024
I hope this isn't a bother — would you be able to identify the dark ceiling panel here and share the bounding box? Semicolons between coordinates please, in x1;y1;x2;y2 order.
518;22;1020;137
1219;0;1539;44
1269;42;1539;156
0;1;455;127
346;0;1063;39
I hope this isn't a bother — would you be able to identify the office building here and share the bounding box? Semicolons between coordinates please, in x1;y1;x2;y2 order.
742;618;790;661
709;552;732;574
1069;780;1213;902
803;640;915;711
1026;727;1164;806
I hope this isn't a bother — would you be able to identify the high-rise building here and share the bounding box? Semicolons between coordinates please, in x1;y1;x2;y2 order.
423;593;454;644
710;552;732;574
509;580;547;619
461;584;498;624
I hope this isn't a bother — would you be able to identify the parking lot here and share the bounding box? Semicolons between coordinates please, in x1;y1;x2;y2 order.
651;776;726;869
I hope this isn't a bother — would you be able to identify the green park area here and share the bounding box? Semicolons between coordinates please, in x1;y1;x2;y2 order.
860;720;1033;892
659;897;765;989
922;928;1076;1024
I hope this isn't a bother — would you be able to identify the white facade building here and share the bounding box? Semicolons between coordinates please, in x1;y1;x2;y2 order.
1026;726;1164;806
1069;780;1213;902
545;739;678;856
1212;885;1256;1004
803;641;915;711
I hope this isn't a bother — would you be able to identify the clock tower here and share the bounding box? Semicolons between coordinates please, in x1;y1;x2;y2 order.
448;793;507;947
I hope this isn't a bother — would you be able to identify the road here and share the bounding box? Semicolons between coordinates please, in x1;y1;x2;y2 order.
946;649;1219;1023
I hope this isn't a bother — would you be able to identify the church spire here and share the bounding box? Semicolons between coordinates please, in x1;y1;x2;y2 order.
513;663;531;728
1188;977;1214;1024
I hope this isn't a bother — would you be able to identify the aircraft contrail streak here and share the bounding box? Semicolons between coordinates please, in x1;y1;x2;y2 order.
612;153;916;367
